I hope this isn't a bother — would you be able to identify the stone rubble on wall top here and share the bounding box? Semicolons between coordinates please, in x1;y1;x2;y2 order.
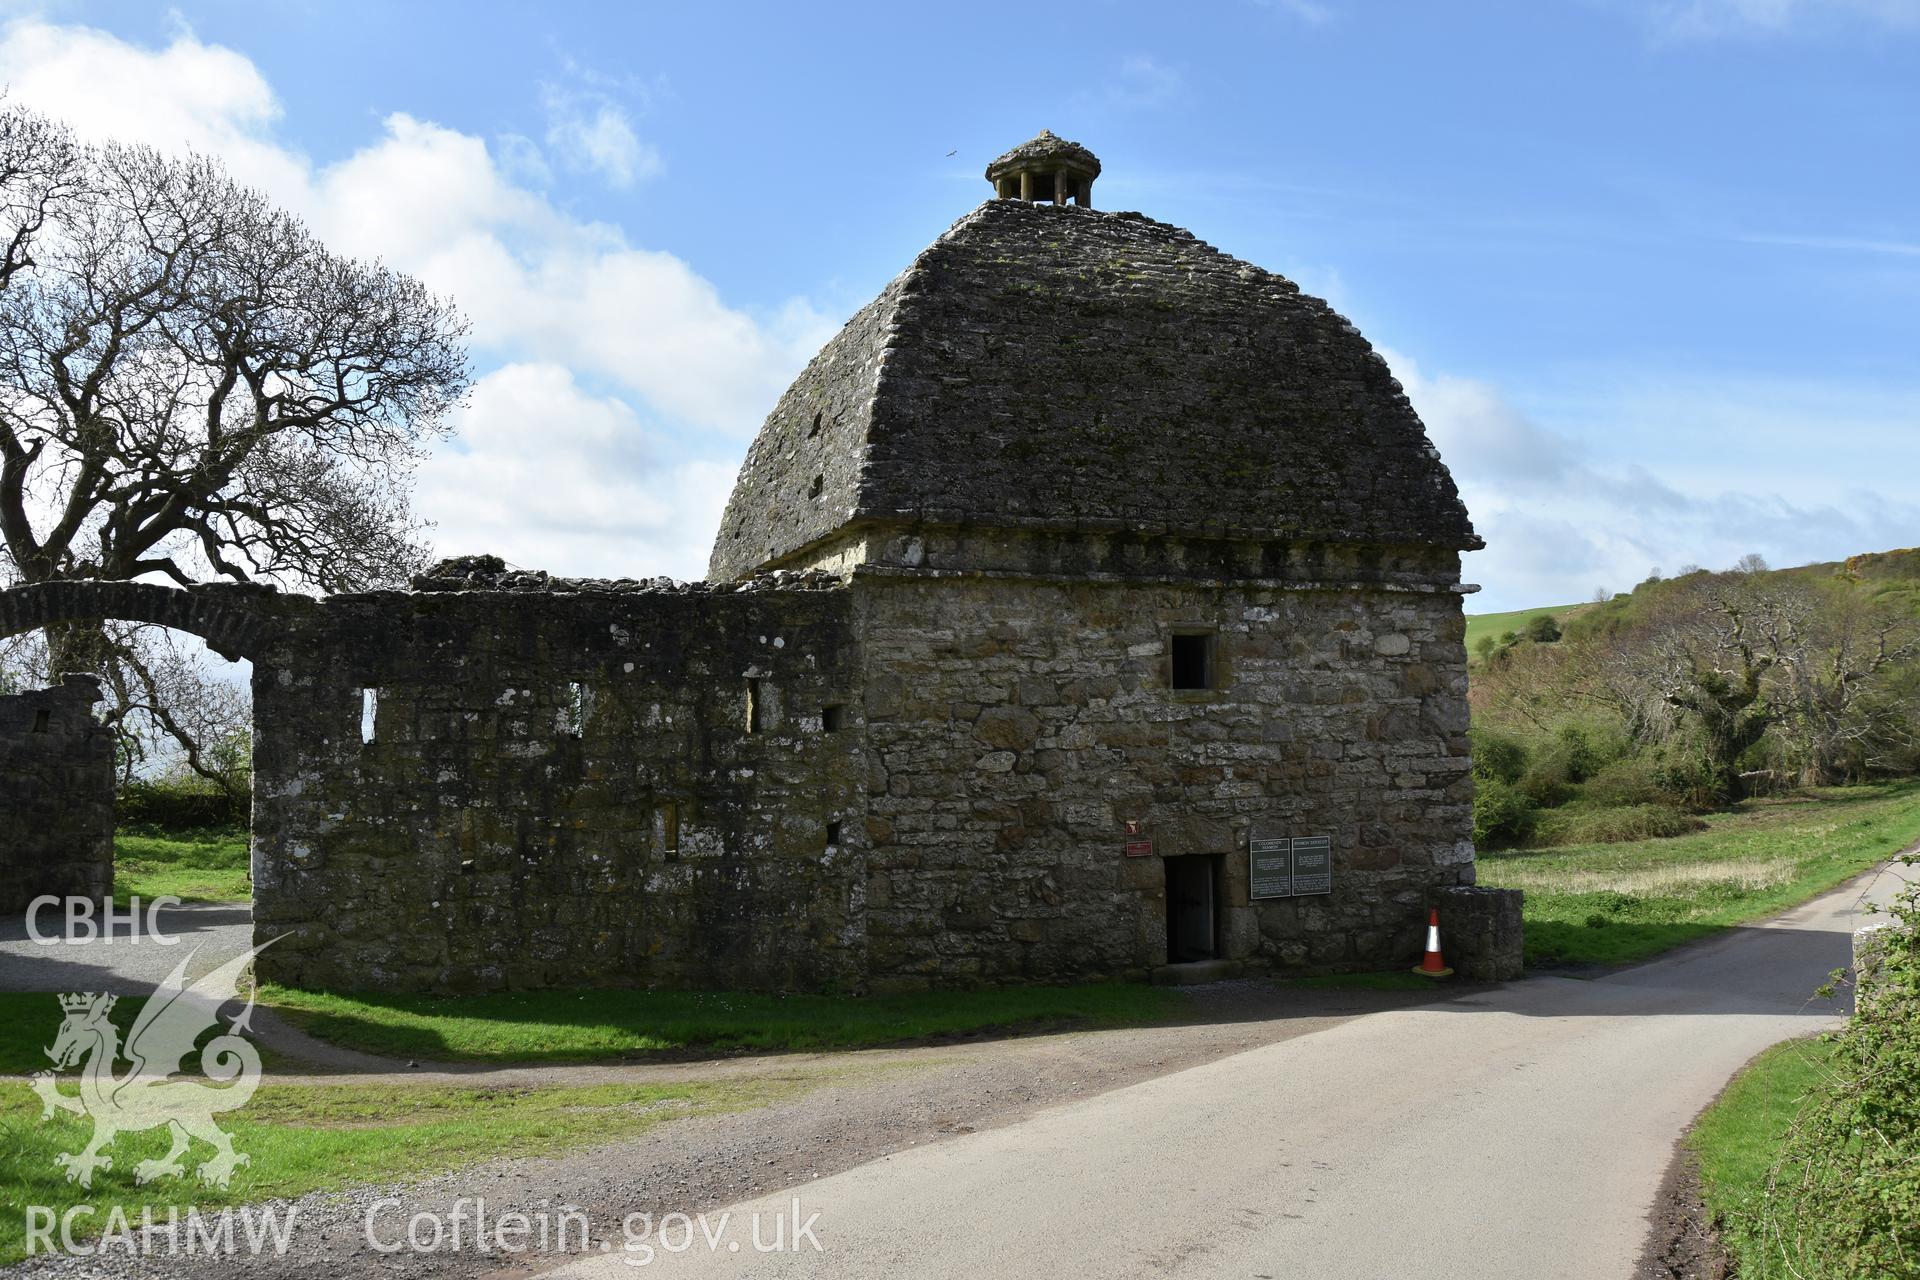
409;555;842;597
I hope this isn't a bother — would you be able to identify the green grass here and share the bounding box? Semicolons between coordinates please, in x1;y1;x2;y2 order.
112;824;249;905
263;981;1185;1065
1477;782;1920;966
1689;1036;1835;1278
1464;601;1592;659
0;994;154;1076
0;994;299;1078
0;1074;782;1265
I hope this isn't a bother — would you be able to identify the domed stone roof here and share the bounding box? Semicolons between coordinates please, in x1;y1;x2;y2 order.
709;173;1478;582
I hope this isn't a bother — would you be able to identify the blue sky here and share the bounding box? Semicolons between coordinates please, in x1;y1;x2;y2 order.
6;0;1917;608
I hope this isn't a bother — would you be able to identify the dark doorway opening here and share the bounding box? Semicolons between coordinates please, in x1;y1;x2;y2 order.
1164;854;1219;963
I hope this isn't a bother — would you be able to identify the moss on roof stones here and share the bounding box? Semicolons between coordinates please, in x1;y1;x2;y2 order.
709;199;1479;582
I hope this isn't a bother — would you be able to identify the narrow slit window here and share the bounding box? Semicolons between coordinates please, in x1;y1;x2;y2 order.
565;681;587;738
31;708;51;734
746;678;767;734
360;688;379;744
656;802;680;861
825;820;842;848
1170;633;1214;691
821;703;845;733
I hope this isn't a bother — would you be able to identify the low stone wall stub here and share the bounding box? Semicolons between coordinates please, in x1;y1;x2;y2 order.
1436;885;1525;982
0;674;115;914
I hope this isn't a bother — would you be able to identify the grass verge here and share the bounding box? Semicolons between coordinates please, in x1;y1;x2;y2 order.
1688;1036;1834;1278
113;824;250;905
262;981;1184;1064
1476;782;1920;966
0;1074;783;1265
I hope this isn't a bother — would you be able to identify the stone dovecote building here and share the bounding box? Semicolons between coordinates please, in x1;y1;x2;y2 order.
0;132;1517;992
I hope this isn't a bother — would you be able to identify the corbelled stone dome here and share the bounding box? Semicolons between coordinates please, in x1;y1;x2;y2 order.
710;145;1477;582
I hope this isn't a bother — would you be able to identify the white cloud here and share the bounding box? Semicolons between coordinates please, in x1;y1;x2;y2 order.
540;82;660;188
1073;55;1186;113
1386;350;1920;610
1113;56;1184;107
1738;231;1920;257
0;17;832;579
419;364;732;580
0;16;308;197
1647;0;1920;38
1256;0;1336;24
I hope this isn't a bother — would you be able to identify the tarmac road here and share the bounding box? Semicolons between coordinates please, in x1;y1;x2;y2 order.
0;899;255;996
549;862;1913;1280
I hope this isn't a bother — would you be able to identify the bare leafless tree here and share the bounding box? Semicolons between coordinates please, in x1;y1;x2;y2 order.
1758;583;1920;784
0;101;468;773
1589;574;1918;799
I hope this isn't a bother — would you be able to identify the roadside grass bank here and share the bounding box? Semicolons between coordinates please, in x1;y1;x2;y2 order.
1690;862;1919;1280
0;1075;788;1265
113;823;250;905
262;981;1186;1065
1687;1036;1834;1279
1476;782;1920;967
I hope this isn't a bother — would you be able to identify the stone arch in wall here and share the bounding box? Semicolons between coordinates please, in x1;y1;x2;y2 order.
0;580;286;660
0;580;289;914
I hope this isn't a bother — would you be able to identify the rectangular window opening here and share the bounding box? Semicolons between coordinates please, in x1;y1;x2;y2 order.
821;703;845;733
360;688;379;744
746;678;767;734
31;708;51;734
1170;632;1214;691
825;820;842;849
565;681;587;738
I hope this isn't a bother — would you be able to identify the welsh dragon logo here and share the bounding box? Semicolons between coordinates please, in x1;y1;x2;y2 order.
30;943;274;1189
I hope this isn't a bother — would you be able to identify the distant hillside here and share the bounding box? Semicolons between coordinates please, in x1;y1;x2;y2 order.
1466;547;1920;848
1467;548;1920;663
1565;548;1920;648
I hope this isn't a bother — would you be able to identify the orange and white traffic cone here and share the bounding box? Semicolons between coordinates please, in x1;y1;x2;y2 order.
1413;908;1453;979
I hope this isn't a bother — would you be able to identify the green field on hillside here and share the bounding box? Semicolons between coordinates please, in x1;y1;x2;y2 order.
1464;602;1592;659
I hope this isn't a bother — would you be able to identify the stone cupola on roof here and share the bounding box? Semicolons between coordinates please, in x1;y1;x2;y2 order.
709;133;1479;583
984;129;1101;205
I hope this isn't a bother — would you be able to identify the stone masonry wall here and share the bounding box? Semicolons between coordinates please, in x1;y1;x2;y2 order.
851;569;1476;991
0;559;1491;994
250;574;866;993
0;675;114;913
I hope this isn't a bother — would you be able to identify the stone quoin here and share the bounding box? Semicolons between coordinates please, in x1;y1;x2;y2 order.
0;132;1520;992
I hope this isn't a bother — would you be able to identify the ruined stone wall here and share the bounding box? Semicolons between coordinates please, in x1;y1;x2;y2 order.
0;675;114;913
250;575;866;993
851;568;1475;991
